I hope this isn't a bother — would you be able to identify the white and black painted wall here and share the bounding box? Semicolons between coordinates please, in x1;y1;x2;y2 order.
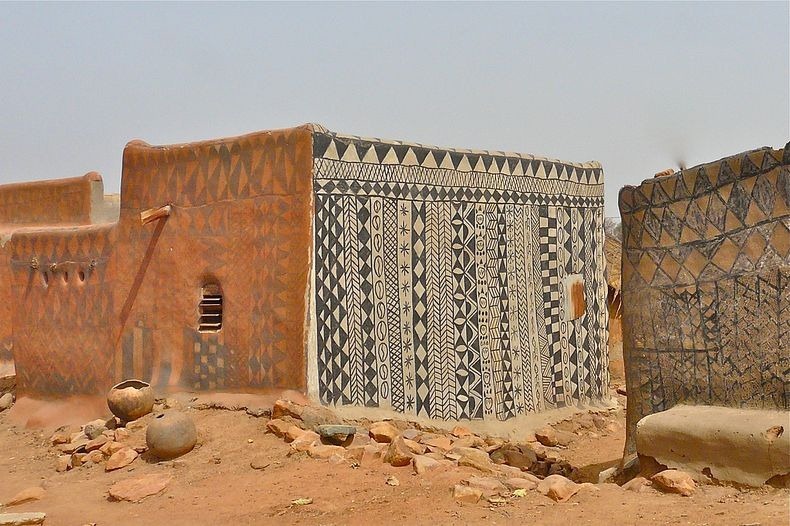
309;126;609;421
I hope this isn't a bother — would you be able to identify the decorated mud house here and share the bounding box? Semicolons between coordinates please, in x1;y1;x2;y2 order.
0;124;609;423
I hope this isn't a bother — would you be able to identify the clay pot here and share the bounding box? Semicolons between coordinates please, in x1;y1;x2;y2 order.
146;411;197;460
107;379;155;422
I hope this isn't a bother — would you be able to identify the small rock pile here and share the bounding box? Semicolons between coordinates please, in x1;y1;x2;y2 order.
49;416;147;473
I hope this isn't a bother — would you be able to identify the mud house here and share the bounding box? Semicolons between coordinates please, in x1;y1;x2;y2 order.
0;124;609;422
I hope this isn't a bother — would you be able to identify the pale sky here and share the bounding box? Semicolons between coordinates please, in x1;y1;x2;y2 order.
1;2;788;217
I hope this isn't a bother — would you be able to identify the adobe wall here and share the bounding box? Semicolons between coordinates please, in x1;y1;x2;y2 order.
619;143;790;453
309;127;609;421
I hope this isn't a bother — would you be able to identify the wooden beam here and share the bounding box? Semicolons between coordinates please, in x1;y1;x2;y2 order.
140;204;172;225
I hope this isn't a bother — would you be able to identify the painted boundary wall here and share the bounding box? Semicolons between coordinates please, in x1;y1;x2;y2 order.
311;127;609;421
619;143;790;453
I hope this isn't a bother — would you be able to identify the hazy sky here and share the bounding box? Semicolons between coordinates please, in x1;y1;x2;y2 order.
1;2;787;217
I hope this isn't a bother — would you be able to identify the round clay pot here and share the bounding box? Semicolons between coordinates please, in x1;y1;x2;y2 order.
107;379;155;422
146;411;197;460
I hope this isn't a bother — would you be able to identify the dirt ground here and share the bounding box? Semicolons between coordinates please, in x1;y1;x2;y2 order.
1;392;787;526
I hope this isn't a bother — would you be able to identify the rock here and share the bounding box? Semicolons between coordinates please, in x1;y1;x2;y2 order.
651;470;696;497
284;426;306;443
0;393;12;411
622;476;652;493
369;421;400;443
452;484;482;504
114;428;130;441
289;431;319;453
385;475;400;486
464;476;506;495
402;438;427;455
145;411;197;460
496;464;525;477
71;453;87;467
422;435;452;451
592;414;608;430
272;399;304;420
535;426;559;447
55;455;72;472
87;450;105;464
2;487;46;507
412;454;441;474
536;474;580;502
85;435;110;452
99;441;126;456
505;476;539;491
316;424;356;446
108;473;172;503
348;433;372;447
272;400;337;430
308;444;345;460
451;435;485;449
266;419;294;438
249;457;270;470
383;437;414;467
490;444;536;470
598;466;618;484
83;419;108;440
105;447;138;471
453;447;494;473
451;425;472;438
49;429;72;445
58;437;89;454
401;429;422;441
553;430;576;447
0;512;47;525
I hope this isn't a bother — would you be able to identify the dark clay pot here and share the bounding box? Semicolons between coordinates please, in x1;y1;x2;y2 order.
146;411;197;460
107;379;155;422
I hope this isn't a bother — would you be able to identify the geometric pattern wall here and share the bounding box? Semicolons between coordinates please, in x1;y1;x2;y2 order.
619;142;790;452
313;128;609;421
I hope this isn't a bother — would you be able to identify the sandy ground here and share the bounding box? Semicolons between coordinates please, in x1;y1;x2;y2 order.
0;393;788;526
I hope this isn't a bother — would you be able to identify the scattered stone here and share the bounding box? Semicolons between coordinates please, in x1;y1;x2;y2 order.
598;466;618;484
0;393;13;412
348;433;372;447
308;444;345;460
451;435;485;449
451;425;472;438
452;484;482;504
369;421;400;443
489;444;536;470
266;419;294;438
464;476;506;495
2;487;46;507
316;424;356;446
591;415;608;430
272;399;304;420
108;473;172;503
505;476;539;491
0;512;46;525
289;431;319;453
496;464;525;478
250;457;270;470
85;435;110;452
651;470;696;497
114;428;130;442
49;429;71;445
284;425;306;443
385;475;400;486
535;426;560;447
100;441;126;456
536;474;580;502
105;447;138;471
622;476;652;493
412;454;441;474
402;438;427;455
422;435;452;451
383;436;414;467
87;450;105;464
71;453;87;468
55;455;72;472
454;447;494;474
245;407;270;418
58;437;89;454
345;444;385;466
83;419;108;440
401;429;422;441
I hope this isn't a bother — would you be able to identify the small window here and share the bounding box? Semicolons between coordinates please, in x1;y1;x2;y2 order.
199;284;223;332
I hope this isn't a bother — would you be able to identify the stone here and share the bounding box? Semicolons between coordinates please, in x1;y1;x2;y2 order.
451;435;485;449
49;429;71;445
385;475;400;486
2;487;46;507
58;437;89;454
0;513;46;525
412;454;441;474
598;466;618;483
452;484;482;504
536;474;580;502
272;399;304;420
114;428;130;441
308;444;345;459
85;435;110;452
401;429;422;441
316;424;356;446
535;426;559;447
249;456;270;470
345;444;385;466
105;447;138;471
87;450;105;464
83;419;108;440
347;433;372;447
71;453;87;467
451;425;472;438
0;393;13;411
505;476;539;491
55;455;72;472
553;430;576;447
369;421;400;443
383;436;414;467
490;444;536;470
100;441;126;456
422;435;452;451
622;476;652;493
453;447;494;474
402;438;427;455
284;426;306;443
651;470;696;497
266;419;293;438
289;431;319;453
464;476;506;495
108;473;172;503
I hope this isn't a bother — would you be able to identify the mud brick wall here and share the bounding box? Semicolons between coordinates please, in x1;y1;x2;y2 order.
310;128;609;421
619;143;790;452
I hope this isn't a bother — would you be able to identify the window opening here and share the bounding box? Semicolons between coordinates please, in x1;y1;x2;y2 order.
199;284;223;332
